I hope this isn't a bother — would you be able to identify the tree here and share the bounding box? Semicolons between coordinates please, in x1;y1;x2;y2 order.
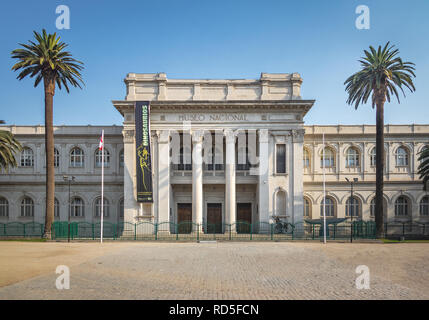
0;130;22;171
11;30;84;238
344;42;415;238
418;147;429;190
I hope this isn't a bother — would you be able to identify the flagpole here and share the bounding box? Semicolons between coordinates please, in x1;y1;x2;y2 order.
322;133;326;244
101;129;104;244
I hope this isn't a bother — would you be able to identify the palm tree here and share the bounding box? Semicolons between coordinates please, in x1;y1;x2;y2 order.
344;42;416;238
11;30;84;239
418;147;429;190
0;130;22;171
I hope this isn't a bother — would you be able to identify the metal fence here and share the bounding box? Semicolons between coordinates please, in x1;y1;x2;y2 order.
1;220;428;241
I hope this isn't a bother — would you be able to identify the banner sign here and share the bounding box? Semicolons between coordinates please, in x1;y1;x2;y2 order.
135;101;153;203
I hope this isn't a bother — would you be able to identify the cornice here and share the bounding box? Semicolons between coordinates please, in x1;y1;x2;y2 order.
112;100;315;116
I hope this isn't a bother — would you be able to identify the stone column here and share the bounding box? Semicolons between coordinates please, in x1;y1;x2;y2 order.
225;129;236;228
258;129;270;223
35;143;42;174
192;130;204;231
292;129;305;225
157;130;170;225
61;143;67;174
122;127;138;236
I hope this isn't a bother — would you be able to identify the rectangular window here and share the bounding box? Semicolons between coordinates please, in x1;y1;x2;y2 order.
276;144;286;174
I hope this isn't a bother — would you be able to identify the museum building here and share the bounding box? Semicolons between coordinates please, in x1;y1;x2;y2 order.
1;73;429;232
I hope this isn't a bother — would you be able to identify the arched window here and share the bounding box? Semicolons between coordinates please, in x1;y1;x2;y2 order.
320;197;335;217
54;198;60;218
346;148;360;168
119;198;124;218
321;147;335;168
304;197;311;217
119;149;124;167
303;149;310;168
70;147;84;167
370;197;388;218
0;197;9;217
345;197;360;217
420;196;429;216
20;147;34;167
95;148;110;168
275;190;286;216
21;197;34;217
395;196;409;216
395;147;409;166
370;148;376;167
54;148;60;168
95;197;109;217
71;197;84;217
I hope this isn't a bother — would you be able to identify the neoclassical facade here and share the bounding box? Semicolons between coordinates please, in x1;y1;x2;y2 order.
1;73;428;230
0;125;125;224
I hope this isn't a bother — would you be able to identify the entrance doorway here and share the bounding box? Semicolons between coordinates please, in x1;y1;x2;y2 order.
206;203;222;234
177;203;192;234
236;203;252;233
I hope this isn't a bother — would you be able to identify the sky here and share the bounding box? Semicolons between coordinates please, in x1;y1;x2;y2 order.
0;0;428;126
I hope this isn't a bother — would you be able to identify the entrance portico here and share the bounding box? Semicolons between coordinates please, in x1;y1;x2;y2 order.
113;72;314;235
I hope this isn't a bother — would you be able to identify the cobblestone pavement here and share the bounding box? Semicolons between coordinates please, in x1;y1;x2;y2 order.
0;242;428;300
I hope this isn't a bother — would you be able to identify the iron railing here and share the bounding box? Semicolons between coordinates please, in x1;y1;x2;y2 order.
2;220;428;240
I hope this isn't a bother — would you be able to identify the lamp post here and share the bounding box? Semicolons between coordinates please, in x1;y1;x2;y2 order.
63;175;75;242
345;177;358;243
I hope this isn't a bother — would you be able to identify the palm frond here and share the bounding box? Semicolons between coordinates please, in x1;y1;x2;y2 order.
344;42;416;109
0;130;22;171
11;29;84;91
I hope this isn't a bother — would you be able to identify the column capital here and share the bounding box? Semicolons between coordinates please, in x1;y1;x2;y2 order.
122;129;134;143
191;130;204;143
258;129;269;143
157;130;170;144
291;129;305;143
224;129;237;144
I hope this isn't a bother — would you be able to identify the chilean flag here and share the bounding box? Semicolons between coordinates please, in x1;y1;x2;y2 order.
99;134;104;150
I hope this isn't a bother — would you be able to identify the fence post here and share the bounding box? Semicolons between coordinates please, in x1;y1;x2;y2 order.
92;224;95;240
155;223;158;241
134;223;136;241
312;224;315;240
229;224;232;241
384;222;388;238
197;225;199;242
402;223;405;238
291;224;294;240
176;224;178;241
270;224;273;241
40;223;43;239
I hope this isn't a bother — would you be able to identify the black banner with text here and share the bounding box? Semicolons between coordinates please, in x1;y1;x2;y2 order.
135;101;153;203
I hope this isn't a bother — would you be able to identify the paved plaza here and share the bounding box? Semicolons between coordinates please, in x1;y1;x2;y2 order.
0;241;428;300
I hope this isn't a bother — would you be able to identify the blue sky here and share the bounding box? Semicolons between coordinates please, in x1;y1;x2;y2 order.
0;0;427;126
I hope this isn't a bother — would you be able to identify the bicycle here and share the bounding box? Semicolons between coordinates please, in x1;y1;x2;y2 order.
272;216;289;234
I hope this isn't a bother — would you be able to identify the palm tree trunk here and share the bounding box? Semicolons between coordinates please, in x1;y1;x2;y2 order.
43;78;55;239
375;98;385;238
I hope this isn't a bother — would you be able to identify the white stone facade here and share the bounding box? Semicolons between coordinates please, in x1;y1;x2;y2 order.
0;125;124;224
1;73;428;229
113;73;313;232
